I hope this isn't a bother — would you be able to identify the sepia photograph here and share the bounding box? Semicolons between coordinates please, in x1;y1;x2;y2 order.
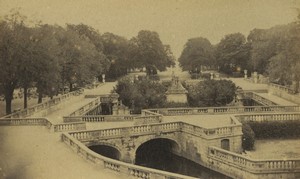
0;0;300;178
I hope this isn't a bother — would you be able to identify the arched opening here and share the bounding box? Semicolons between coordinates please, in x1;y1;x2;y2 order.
135;138;231;178
221;139;230;151
135;138;180;170
88;145;120;160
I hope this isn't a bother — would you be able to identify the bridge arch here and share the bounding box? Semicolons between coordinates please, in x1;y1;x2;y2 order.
87;142;121;160
134;137;182;166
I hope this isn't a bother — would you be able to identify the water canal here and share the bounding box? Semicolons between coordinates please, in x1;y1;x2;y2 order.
89;139;231;179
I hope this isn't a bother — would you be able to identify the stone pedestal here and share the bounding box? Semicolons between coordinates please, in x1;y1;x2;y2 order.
244;70;248;79
253;72;258;83
166;76;188;103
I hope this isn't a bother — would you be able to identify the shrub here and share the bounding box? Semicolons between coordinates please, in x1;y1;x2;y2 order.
242;122;255;151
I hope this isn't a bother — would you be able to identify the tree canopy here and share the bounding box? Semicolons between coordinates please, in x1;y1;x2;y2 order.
179;37;215;72
215;33;250;75
128;30;175;75
186;80;237;107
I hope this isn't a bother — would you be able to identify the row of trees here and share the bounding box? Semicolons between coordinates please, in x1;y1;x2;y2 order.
0;10;175;115
179;12;300;91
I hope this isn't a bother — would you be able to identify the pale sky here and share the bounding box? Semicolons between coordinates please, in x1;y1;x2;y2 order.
0;0;299;57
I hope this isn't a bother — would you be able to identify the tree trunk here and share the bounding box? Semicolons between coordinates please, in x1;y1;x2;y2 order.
5;96;12;115
69;83;73;92
4;85;15;115
295;81;299;94
38;92;43;104
24;86;28;109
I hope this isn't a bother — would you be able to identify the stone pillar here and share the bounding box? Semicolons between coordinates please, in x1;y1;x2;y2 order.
210;73;214;80
244;70;248;79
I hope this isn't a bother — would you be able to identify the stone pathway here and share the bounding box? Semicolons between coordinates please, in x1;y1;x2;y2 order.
0;82;131;179
0;126;127;179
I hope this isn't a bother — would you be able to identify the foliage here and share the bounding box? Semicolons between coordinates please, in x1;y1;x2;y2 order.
115;77;167;113
186;80;237;107
179;37;215;72
248;20;300;92
101;32;130;80
215;33;250;75
0;10;30;113
128;30;175;75
248;120;300;139
242;122;255;151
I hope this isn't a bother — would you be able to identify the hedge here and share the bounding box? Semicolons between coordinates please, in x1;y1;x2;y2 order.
247;120;300;139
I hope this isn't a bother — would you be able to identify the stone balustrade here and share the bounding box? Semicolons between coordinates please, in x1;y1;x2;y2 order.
53;122;86;132
63;115;136;123
250;92;278;106
269;83;300;105
2;88;84;119
61;133;197;179
236;113;300;123
0;117;48;126
269;83;295;94
134;110;162;125
147;105;299;116
69;121;241;143
0;117;87;132
208;146;300;173
69;97;101;116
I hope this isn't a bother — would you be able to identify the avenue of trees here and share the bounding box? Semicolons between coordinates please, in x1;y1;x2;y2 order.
179;12;300;92
0;10;175;115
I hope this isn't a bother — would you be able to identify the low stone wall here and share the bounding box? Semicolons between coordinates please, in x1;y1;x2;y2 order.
0;117;87;132
148;105;299;116
207;146;300;179
69;97;101;116
61;133;197;179
269;83;300;105
235;112;300;123
64;114;152;123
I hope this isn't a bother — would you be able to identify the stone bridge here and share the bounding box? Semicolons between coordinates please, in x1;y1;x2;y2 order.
69;119;242;165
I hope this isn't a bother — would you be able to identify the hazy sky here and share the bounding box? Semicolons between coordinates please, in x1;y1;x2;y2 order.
0;0;299;57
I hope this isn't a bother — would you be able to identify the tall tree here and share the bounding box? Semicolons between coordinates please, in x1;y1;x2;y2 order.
56;27;108;91
216;33;249;75
0;10;29;113
32;24;61;103
179;37;215;72
266;21;300;91
101;32;130;79
128;30;175;75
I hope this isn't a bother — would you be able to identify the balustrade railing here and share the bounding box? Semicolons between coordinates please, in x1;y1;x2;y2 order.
69;120;242;143
208;146;300;173
269;83;295;94
0;117;87;132
0;117;48;126
61;133;197;179
2;89;84;119
53;122;86;132
69;97;101;116
147;105;299;116
236;113;300;122
64;115;137;123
